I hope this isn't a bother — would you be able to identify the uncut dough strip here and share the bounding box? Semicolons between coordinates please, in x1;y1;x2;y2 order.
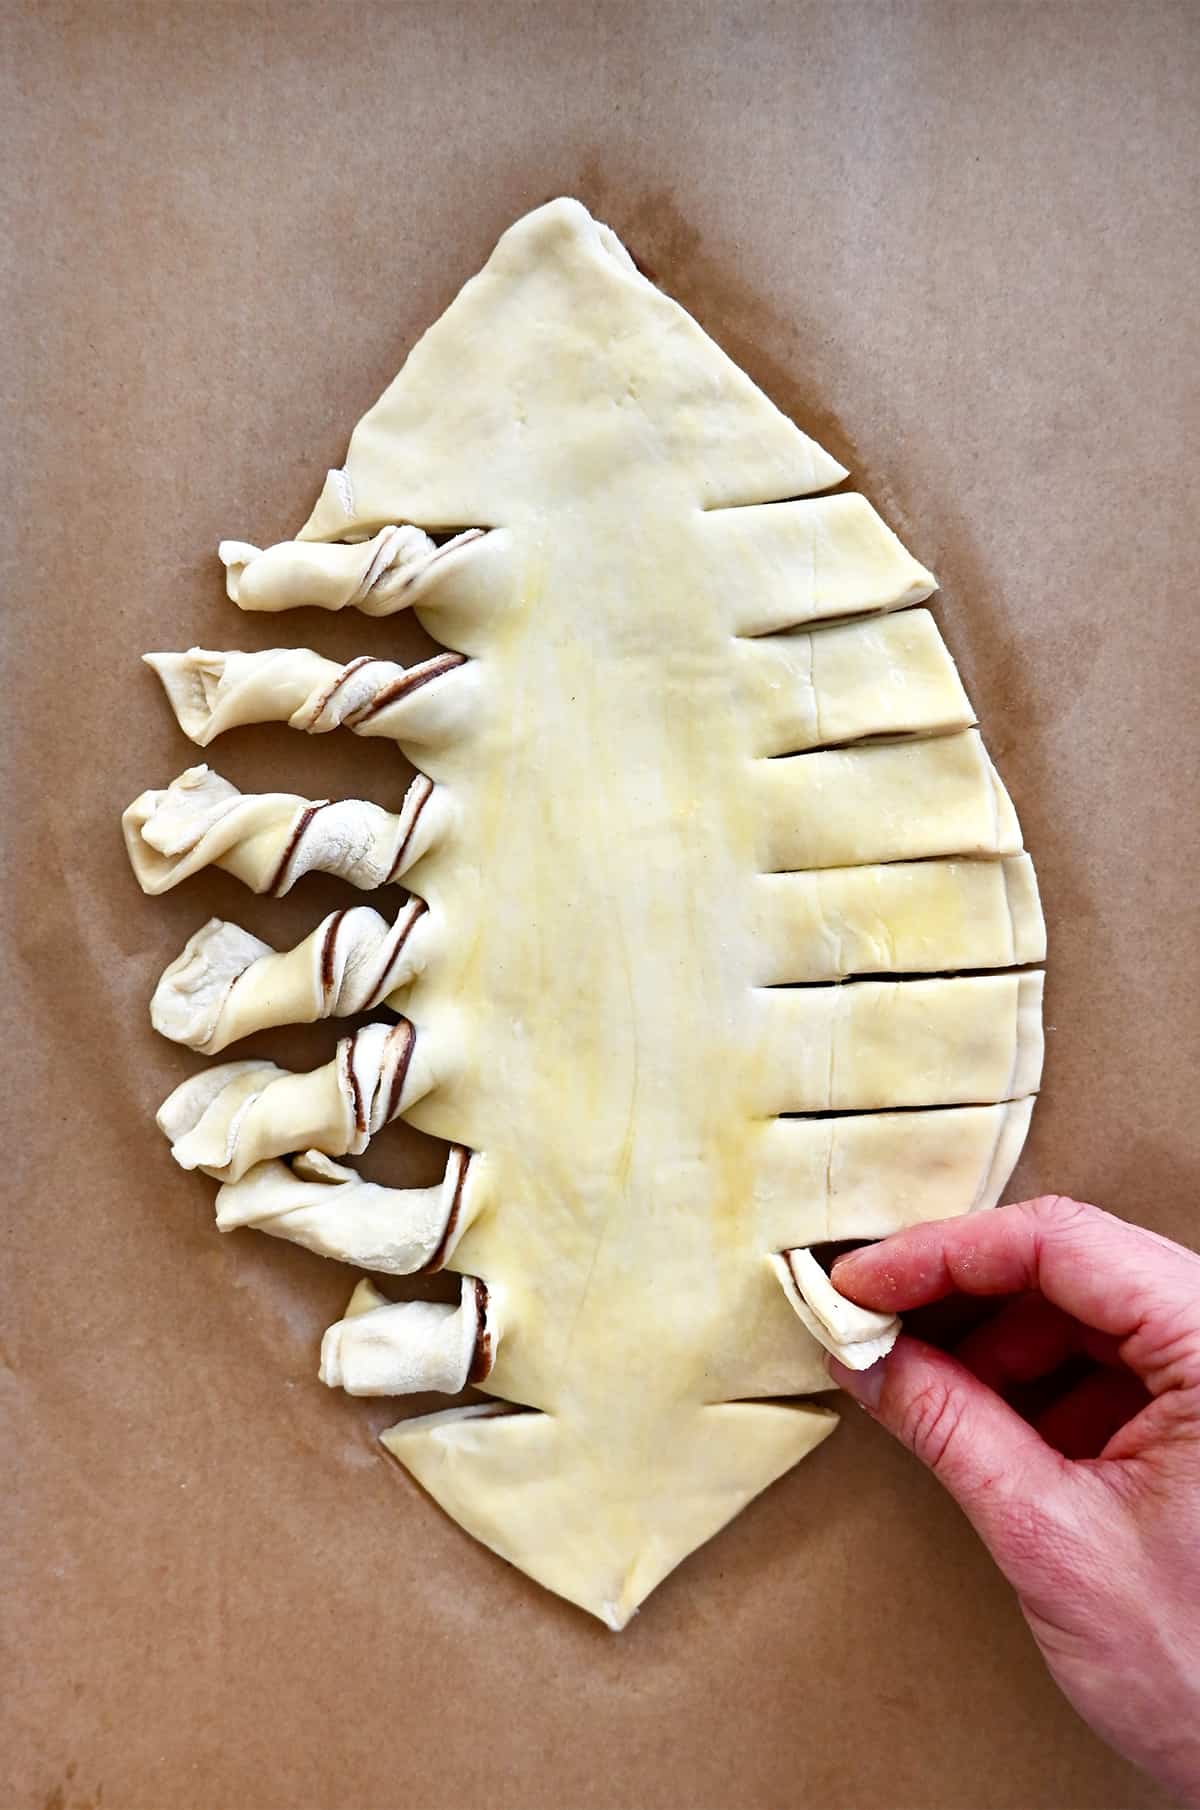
752;1100;1035;1250
145;646;472;748
151;901;434;1052
123;763;449;896
753;972;1044;1115
216;1145;480;1274
156;1020;437;1184
699;493;936;636
756;728;1021;870
735;607;974;757
752;853;1044;983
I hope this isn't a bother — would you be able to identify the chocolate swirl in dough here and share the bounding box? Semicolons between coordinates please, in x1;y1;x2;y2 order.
151;900;433;1053
214;1144;479;1275
219;524;485;617
319;1274;498;1397
145;646;469;747
123;764;447;896
157;1020;436;1184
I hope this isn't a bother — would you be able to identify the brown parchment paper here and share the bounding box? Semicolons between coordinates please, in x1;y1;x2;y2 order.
3;2;1198;1806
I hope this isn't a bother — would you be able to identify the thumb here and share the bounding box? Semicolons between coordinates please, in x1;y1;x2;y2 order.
829;1334;1071;1559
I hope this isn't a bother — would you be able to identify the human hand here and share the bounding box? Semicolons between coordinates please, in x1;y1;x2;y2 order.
828;1196;1200;1806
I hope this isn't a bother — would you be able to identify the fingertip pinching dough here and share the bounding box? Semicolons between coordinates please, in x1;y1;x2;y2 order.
122;199;1044;1629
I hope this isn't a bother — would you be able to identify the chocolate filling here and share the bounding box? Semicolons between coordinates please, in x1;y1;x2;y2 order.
381;1021;416;1123
268;801;326;896
363;896;427;1008
384;776;434;884
347;651;467;726
301;654;381;728
340;1033;366;1135
467;1276;494;1384
319;909;348;1000
351;525;409;605
399;526;486;594
425;1147;470;1273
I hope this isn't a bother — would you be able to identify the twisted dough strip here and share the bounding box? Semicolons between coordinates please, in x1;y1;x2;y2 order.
219;525;484;616
771;1248;899;1371
320;1274;499;1396
157;1020;435;1184
144;646;469;748
215;1144;478;1274
151;900;433;1053
123;763;449;896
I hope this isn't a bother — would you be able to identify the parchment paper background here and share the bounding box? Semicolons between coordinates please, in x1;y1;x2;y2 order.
3;2;1197;1806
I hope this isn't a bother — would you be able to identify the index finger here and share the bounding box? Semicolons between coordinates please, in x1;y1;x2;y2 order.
830;1195;1200;1395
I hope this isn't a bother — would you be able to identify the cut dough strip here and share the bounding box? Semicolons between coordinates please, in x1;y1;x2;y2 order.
215;1144;479;1274
320;1274;499;1396
752;853;1045;984
220;524;485;617
753;1100;1035;1251
735;606;974;757
123;763;449;896
156;1020;436;1184
755;727;1022;870
701;493;936;636
771;1248;899;1370
755;971;1044;1115
151;901;433;1053
145;646;470;748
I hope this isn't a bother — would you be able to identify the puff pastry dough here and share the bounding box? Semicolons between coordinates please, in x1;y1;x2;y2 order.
123;199;1044;1629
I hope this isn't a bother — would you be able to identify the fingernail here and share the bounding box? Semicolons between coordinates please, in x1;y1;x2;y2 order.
829;1251;861;1283
825;1352;886;1411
